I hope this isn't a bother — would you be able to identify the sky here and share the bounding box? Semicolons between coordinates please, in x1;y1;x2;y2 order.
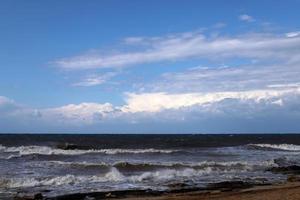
0;0;300;133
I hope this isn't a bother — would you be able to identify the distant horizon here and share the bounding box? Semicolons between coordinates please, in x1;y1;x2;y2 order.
1;132;300;135
1;0;300;133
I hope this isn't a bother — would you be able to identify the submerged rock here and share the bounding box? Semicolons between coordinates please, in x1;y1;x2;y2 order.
56;143;79;150
14;193;43;200
105;192;116;198
167;182;190;189
274;157;299;166
207;181;253;191
268;165;300;174
287;175;300;182
44;189;162;200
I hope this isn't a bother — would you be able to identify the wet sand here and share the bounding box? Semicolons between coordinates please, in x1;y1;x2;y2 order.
122;182;300;200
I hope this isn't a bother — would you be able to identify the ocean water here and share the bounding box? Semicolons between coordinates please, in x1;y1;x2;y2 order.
1;134;300;198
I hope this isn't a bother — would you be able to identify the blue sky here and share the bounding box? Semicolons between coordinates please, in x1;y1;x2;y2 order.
1;0;300;133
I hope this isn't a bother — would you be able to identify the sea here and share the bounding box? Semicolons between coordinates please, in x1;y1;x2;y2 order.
1;134;300;199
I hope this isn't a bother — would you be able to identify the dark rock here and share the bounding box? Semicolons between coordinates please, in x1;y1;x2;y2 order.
267;165;300;174
14;193;43;200
274;157;289;166
105;192;116;198
274;157;298;167
252;177;270;185
168;182;189;189
253;177;268;182
44;189;161;200
56;143;78;150
287;175;300;182
40;190;51;193
207;181;253;191
34;193;43;200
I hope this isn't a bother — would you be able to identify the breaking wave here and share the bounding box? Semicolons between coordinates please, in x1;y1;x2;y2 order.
38;160;276;173
0;145;179;157
247;144;300;151
0;167;214;189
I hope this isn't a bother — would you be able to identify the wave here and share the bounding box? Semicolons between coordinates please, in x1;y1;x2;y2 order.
247;144;300;151
1;159;280;190
0;167;214;189
36;160;277;173
0;167;126;189
0;145;179;157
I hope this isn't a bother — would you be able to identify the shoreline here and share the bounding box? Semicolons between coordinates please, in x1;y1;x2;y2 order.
14;178;300;200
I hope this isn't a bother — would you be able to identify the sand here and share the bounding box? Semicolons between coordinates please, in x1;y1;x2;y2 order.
121;182;300;200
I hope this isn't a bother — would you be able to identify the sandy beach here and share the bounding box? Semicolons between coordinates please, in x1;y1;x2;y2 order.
122;182;300;200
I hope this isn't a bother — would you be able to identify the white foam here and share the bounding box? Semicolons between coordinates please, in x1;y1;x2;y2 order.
130;168;212;182
0;145;6;151
1;166;218;189
1;167;125;188
249;144;300;151
104;167;125;181
44;161;109;167
196;160;276;168
2;175;88;188
0;144;178;157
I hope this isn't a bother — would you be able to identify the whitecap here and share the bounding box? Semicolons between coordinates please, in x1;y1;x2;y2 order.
248;144;300;151
0;144;179;157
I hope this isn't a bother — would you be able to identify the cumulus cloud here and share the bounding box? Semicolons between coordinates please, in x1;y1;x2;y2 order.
239;14;255;22
42;102;118;125
1;90;300;133
0;96;121;132
54;32;300;70
121;88;300;113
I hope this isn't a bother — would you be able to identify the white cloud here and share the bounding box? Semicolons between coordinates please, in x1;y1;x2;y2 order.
1;91;300;133
239;14;255;22
3;26;300;132
54;32;300;70
267;83;300;88
121;88;300;113
42;102;117;124
0;96;14;105
286;31;300;38
146;63;300;93
73;72;118;87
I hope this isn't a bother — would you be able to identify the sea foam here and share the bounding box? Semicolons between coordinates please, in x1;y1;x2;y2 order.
0;144;178;157
0;167;206;188
248;144;300;151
